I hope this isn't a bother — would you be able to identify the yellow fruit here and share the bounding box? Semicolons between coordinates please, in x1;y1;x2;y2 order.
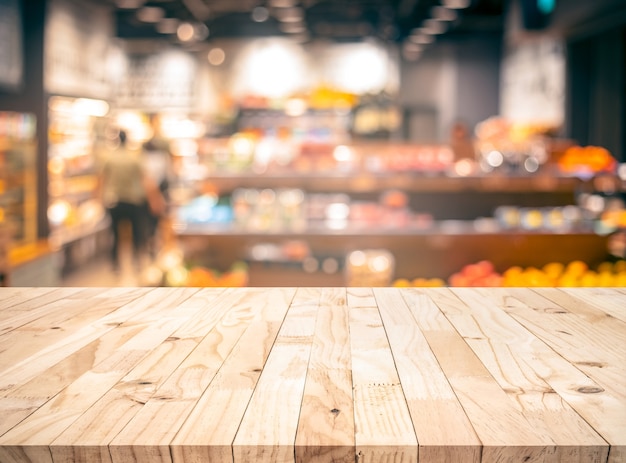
597;271;615;287
427;278;446;287
614;261;626;273
596;262;614;274
503;266;524;278
614;272;626;286
542;262;564;279
579;271;597;287
565;260;589;278
558;275;578;287
392;278;411;287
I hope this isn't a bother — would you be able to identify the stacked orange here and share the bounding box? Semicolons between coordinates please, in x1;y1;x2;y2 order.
557;145;617;174
393;260;626;287
502;260;626;287
185;262;249;287
392;277;446;287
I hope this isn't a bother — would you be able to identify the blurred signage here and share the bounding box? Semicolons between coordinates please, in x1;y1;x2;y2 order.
116;50;197;110
44;0;113;98
0;0;23;89
500;38;565;126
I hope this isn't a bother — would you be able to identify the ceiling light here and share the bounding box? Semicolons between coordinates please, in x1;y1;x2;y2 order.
194;23;209;40
208;48;226;66
431;6;458;21
115;0;145;8
136;6;164;23
177;22;195;41
279;21;306;33
276;7;304;22
268;0;297;7
252;6;270;22
403;42;423;53
156;18;179;34
422;19;446;34
409;34;434;44
442;0;471;9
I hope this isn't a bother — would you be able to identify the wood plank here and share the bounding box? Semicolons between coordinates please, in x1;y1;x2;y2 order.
0;288;200;463
170;288;296;463
479;287;626;454
348;289;417;463
50;288;226;463
499;288;626;402
0;287;624;462
373;288;481;463
0;288;161;392
560;288;626;323
409;288;553;462
295;288;355;463
450;287;610;462
104;288;271;463
233;288;320;463
0;287;85;333
0;287;58;311
0;288;151;373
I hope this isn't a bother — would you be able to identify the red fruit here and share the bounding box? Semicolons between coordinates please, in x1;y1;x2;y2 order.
449;273;470;287
462;264;484;282
476;260;495;275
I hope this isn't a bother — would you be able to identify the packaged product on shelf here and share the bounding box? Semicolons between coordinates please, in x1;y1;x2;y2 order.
345;249;395;286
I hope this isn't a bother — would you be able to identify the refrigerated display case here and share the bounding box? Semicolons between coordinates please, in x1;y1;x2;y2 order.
47;96;111;272
0;111;38;247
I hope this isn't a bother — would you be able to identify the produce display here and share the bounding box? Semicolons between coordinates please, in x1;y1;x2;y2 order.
557;145;618;176
166;261;249;287
172;113;624;289
197;134;455;175
392;259;626;288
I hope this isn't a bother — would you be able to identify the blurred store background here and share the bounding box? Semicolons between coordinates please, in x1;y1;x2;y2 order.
0;0;625;288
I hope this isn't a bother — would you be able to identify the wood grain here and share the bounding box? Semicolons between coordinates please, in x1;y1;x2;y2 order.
0;287;624;463
411;288;553;462
295;288;355;463
451;287;610;462
374;287;481;463
170;288;296;463
0;288;201;462
348;290;417;463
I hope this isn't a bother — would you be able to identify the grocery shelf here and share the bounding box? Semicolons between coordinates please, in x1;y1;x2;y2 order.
174;227;609;285
198;172;585;194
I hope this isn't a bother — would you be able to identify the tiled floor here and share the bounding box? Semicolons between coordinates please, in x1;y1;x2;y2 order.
61;240;163;287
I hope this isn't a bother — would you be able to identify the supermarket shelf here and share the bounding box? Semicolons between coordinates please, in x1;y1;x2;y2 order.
174;227;610;283
172;221;596;236
197;172;586;194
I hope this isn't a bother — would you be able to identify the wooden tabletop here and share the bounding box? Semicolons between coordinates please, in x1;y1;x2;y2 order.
0;287;624;463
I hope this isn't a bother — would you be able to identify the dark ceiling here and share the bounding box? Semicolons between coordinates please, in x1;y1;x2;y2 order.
105;0;506;45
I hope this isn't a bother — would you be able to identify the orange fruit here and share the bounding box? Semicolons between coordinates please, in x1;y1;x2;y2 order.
565;260;588;278
392;278;412;288
542;262;564;279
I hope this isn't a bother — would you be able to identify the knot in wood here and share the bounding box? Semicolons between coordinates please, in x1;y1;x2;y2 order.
576;386;604;394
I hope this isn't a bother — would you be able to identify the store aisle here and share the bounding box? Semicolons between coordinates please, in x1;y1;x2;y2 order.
60;239;157;287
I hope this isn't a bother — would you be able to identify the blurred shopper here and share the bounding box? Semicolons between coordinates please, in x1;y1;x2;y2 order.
142;114;172;257
449;120;476;161
100;130;160;273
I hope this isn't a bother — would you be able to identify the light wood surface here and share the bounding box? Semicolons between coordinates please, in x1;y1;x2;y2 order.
0;287;624;463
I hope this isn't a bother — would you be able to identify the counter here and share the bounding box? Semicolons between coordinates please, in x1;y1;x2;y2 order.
0;287;624;462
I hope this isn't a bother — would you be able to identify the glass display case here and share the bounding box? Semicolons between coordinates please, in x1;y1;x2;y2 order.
0;111;38;247
47;96;110;248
